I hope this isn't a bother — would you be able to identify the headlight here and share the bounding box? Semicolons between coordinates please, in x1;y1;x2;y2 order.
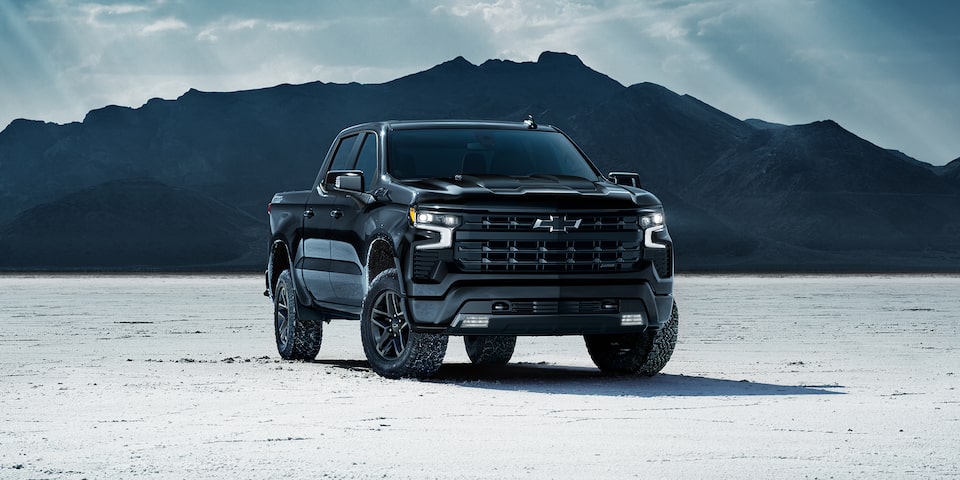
410;208;459;250
410;209;461;228
639;212;664;229
640;211;667;249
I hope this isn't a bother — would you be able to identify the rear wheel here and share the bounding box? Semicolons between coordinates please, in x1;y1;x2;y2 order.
361;269;448;379
463;335;517;365
274;270;322;360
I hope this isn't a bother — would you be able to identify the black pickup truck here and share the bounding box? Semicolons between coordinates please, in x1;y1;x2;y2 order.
266;119;677;378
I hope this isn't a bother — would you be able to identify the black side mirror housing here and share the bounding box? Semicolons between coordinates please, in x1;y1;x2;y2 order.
326;170;364;193
325;169;375;207
608;171;642;188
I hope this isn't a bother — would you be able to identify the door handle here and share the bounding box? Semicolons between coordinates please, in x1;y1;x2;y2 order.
303;209;315;218
330;209;343;219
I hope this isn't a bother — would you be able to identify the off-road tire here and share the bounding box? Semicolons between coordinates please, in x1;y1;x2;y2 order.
463;335;517;365
361;268;448;379
637;302;679;376
274;269;322;360
584;302;679;375
584;331;653;374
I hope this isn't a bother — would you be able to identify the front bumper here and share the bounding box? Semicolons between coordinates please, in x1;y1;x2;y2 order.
406;277;673;335
402;207;674;335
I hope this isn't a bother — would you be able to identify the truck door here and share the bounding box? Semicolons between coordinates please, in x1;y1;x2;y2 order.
327;131;379;306
298;133;360;307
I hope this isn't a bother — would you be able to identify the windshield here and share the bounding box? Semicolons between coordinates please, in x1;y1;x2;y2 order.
387;128;599;181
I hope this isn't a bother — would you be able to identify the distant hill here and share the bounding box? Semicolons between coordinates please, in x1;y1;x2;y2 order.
1;51;958;271
0;178;264;270
682;120;960;270
744;118;788;130
942;157;960;183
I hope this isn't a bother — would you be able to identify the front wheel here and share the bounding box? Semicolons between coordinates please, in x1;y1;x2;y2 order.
584;302;679;375
584;332;651;374
638;302;679;376
360;269;448;379
464;335;517;365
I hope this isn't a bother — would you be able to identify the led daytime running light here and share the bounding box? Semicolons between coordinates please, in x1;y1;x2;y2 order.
412;209;461;228
639;212;665;229
411;208;461;250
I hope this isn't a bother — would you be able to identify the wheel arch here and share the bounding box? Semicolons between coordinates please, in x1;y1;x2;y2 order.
268;239;292;298
365;234;398;287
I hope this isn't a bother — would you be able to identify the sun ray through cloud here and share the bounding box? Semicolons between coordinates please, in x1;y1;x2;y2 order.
0;0;956;163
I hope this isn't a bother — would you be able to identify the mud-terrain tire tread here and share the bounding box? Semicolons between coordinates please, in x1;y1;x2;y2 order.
361;268;448;379
463;335;517;365
583;332;653;374
637;302;679;376
274;270;322;360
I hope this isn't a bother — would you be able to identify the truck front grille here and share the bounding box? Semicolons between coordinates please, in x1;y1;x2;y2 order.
506;300;619;314
461;213;640;232
456;239;642;273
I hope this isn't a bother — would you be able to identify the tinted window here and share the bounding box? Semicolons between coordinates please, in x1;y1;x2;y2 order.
387;128;598;180
329;134;358;171
354;133;378;191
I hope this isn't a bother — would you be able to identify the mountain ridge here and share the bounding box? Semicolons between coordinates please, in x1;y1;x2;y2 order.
0;178;263;269
1;52;958;271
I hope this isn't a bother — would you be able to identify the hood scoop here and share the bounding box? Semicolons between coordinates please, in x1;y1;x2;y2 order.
454;174;599;193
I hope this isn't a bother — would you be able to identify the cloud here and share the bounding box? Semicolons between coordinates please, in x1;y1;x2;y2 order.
265;21;316;32
73;2;153;29
141;17;187;35
80;2;151;19
197;18;324;42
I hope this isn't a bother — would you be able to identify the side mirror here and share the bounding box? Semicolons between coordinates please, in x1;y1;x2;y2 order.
326;170;364;193
608;171;642;188
325;169;375;207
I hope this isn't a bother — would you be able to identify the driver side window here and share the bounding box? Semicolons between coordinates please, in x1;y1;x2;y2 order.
329;134;359;172
354;133;378;192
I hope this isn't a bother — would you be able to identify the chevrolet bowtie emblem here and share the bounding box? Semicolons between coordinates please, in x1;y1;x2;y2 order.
533;215;582;233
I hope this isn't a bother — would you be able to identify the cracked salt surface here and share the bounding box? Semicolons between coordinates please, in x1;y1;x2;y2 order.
0;274;958;478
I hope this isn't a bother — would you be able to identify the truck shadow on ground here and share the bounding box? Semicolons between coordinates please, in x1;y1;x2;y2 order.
431;363;845;397
318;360;844;398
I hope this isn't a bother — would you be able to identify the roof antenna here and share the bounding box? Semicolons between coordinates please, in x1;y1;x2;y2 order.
524;114;537;129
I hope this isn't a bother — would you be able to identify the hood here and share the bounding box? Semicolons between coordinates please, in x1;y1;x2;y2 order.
397;175;661;210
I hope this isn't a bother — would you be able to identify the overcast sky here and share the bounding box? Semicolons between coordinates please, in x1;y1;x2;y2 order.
1;0;958;165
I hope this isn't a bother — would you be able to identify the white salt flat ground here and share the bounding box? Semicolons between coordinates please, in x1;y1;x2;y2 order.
0;274;957;479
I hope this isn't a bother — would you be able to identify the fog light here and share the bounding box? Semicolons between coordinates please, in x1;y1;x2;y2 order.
621;313;646;326
461;315;490;328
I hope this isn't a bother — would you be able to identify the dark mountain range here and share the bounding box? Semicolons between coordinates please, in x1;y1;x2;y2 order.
0;51;957;271
683;120;960;269
567;81;755;192
744;119;788;130
942;157;960;182
0;178;263;269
